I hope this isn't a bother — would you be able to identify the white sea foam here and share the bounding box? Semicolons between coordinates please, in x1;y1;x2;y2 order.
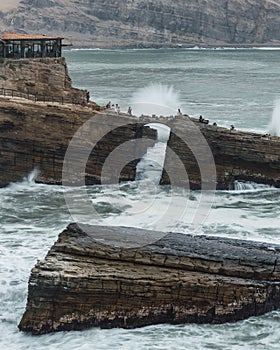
233;180;274;192
1;176;280;349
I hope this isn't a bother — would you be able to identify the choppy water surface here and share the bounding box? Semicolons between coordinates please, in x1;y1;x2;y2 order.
1;48;280;349
65;48;280;132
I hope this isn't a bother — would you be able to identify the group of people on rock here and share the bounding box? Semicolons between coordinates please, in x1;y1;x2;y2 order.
105;101;133;116
198;115;209;124
198;114;235;131
96;99;236;132
80;93;231;131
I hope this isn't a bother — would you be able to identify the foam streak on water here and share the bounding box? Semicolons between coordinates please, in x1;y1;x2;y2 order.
136;123;170;185
233;180;274;192
1;181;280;349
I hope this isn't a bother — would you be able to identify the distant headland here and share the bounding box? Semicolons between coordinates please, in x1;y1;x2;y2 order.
1;1;280;48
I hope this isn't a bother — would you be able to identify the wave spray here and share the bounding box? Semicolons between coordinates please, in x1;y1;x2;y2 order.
130;84;182;184
130;83;182;117
268;100;280;136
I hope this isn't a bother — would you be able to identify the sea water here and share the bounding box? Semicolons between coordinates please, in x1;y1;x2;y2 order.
1;48;280;349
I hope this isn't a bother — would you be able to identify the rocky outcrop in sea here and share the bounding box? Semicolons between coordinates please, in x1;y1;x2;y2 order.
18;223;280;335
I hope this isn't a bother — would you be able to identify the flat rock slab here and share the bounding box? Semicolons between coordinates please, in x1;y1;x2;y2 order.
19;224;280;335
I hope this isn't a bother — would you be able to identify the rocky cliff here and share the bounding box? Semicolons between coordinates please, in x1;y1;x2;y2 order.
160;116;280;190
0;0;280;48
0;57;85;102
18;224;280;334
1;98;280;189
0;96;155;187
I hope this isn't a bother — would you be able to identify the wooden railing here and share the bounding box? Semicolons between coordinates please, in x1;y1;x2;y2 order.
0;87;81;105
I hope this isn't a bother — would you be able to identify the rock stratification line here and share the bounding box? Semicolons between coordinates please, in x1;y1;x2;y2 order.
19;224;280;335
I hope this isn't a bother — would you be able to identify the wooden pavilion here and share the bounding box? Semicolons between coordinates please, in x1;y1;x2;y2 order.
0;32;64;59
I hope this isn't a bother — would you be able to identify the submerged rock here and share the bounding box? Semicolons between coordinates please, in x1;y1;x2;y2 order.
19;224;280;335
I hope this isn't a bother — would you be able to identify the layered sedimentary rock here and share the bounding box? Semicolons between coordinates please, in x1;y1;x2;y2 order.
0;57;157;187
19;223;280;334
0;57;85;102
0;0;280;48
0;97;155;187
0;57;279;189
159;115;280;189
1;101;280;189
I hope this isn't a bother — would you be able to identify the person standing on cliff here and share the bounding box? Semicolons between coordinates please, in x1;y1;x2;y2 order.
86;91;90;103
115;104;120;114
127;106;132;115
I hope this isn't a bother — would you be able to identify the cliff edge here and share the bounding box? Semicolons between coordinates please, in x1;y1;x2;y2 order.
0;0;280;48
0;57;85;102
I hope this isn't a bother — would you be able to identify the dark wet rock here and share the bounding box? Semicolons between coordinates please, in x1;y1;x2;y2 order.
19;224;280;334
0;97;155;187
1;99;280;189
0;57;156;187
160;115;280;189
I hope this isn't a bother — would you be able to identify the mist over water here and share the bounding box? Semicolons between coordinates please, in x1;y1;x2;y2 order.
130;83;182;116
269;100;280;136
131;84;175;187
26;168;39;184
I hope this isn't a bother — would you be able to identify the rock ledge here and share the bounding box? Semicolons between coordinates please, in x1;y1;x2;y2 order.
19;224;280;334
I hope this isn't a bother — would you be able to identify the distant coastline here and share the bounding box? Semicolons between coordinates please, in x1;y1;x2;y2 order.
64;45;280;52
2;0;280;52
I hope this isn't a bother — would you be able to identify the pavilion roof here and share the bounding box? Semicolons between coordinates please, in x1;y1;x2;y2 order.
1;32;64;41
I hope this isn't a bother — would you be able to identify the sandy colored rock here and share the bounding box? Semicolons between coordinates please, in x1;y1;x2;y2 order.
0;57;85;102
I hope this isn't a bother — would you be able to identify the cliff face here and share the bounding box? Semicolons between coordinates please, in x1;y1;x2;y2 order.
160;116;280;190
0;57;85;102
0;96;155;187
18;224;280;334
1;100;280;189
0;0;280;48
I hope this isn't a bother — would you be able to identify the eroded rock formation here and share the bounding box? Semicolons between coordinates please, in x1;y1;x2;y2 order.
18;223;280;334
0;96;156;187
159;116;280;189
1;99;280;189
0;57;85;102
